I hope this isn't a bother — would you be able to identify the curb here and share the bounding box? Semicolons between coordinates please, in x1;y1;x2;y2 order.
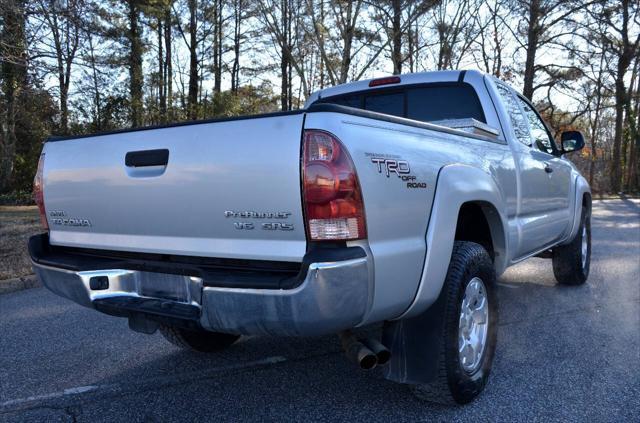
0;275;41;295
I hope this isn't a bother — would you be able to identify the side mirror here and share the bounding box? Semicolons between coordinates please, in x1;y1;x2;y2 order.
561;130;585;154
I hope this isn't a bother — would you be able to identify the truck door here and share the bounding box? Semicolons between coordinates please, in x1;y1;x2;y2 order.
514;96;573;256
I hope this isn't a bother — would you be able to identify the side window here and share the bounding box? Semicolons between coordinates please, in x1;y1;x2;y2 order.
517;98;556;155
495;83;531;146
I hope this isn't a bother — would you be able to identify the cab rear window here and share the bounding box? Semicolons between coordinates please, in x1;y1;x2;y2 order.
316;83;486;123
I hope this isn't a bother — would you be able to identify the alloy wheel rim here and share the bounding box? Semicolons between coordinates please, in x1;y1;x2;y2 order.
581;225;588;270
458;277;489;374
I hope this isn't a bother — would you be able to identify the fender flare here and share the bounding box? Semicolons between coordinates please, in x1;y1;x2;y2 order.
382;164;509;384
399;164;509;320
560;173;591;245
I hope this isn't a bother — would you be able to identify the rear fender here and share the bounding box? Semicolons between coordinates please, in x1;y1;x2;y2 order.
382;164;507;384
559;174;591;245
399;164;508;320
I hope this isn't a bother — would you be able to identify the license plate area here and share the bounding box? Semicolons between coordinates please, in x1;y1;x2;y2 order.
138;272;191;302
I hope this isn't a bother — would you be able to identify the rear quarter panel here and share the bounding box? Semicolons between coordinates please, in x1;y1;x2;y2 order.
304;112;517;323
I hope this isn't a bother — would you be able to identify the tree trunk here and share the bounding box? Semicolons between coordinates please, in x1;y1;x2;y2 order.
46;2;79;135
59;73;69;133
158;18;166;120
231;0;241;93
522;0;540;100
611;75;625;193
87;33;102;130
280;0;289;110
214;0;223;94
53;9;70;135
339;2;354;83
0;0;27;192
492;7;502;78
128;0;143;127
630;99;640;191
624;68;639;192
164;8;173;119
318;0;326;89
391;0;402;75
588;54;606;189
188;0;198;120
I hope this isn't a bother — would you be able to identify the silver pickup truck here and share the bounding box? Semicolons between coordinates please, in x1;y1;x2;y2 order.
29;70;591;404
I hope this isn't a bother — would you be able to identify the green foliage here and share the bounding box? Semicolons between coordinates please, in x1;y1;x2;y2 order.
202;84;280;118
0;189;34;205
7;88;57;194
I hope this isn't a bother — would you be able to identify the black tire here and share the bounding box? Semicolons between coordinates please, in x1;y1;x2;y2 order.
552;206;591;285
159;325;240;353
411;241;498;405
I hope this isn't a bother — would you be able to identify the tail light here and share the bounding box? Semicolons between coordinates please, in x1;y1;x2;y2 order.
369;76;401;87
33;153;48;231
302;130;366;241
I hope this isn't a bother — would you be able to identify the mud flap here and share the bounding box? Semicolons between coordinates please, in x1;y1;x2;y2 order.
382;286;447;384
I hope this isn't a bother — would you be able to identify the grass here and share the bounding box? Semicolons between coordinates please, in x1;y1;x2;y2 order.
0;206;42;281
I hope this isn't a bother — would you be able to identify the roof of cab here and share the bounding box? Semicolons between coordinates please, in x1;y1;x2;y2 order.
304;70;486;108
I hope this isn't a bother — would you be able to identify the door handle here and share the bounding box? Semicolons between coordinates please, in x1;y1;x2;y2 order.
544;163;553;174
125;149;169;167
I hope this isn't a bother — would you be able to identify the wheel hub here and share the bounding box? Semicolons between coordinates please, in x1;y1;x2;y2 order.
458;277;489;373
581;225;588;270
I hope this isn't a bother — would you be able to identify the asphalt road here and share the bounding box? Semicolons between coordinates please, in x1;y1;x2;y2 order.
1;199;639;422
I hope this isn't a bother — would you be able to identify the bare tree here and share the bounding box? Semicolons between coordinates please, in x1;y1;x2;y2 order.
368;0;439;74
306;0;367;85
588;0;640;192
471;0;509;77
34;0;83;134
187;0;198;117
126;0;144;126
508;0;596;100
230;0;247;92
431;0;481;70
258;0;310;109
0;0;27;191
164;3;173;119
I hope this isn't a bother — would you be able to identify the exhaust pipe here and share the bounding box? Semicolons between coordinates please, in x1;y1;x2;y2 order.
362;338;391;366
339;331;378;370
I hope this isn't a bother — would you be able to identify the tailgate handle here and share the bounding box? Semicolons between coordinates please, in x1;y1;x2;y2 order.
125;149;169;167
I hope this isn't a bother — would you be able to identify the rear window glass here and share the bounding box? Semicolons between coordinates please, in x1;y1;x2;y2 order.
329;94;361;108
317;83;485;123
364;92;404;117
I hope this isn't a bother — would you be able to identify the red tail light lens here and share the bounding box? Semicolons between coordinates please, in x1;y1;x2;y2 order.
33;153;48;231
302;130;366;240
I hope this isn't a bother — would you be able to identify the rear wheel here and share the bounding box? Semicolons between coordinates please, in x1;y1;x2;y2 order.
411;241;498;405
159;325;240;353
552;206;591;285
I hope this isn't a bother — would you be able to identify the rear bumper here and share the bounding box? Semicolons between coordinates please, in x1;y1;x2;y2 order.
30;235;371;336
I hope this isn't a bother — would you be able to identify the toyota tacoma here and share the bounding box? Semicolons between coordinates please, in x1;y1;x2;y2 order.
29;70;591;404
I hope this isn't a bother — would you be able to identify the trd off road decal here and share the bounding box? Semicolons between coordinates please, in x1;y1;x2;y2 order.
366;153;427;189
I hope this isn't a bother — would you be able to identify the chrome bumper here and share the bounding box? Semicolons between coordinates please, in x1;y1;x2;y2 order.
32;254;371;337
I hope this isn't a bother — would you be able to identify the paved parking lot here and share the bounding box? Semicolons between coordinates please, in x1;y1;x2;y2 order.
1;199;639;422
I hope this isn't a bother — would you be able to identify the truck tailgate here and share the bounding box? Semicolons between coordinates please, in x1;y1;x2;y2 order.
42;113;307;262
